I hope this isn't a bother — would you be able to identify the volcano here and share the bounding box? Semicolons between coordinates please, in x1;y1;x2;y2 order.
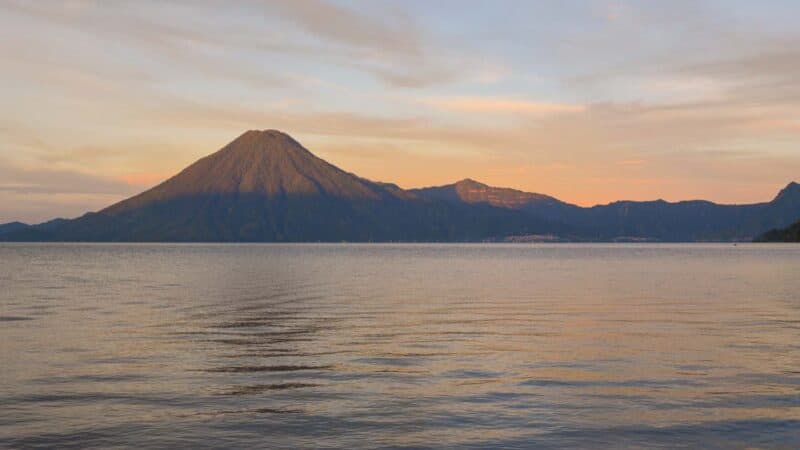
9;130;551;242
104;130;391;215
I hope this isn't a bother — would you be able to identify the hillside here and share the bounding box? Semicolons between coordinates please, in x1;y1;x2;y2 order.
756;220;800;242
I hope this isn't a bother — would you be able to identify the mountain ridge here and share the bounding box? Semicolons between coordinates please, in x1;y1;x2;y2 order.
411;178;569;210
2;130;799;242
414;178;800;241
2;131;558;242
0;221;28;236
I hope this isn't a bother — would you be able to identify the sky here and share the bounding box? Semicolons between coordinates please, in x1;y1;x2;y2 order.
2;0;800;223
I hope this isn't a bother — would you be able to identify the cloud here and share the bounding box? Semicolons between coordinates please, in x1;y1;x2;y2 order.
602;2;626;22
0;160;143;222
370;67;457;89
269;0;420;56
0;1;296;90
117;172;171;187
617;159;645;167
120;90;798;166
421;97;586;115
680;48;800;106
0;161;137;196
0;191;110;223
0;0;463;89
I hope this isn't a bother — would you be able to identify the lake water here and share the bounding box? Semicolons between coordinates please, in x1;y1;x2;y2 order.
1;244;799;449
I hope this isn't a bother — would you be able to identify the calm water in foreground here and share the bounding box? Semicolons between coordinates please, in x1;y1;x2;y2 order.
1;244;799;449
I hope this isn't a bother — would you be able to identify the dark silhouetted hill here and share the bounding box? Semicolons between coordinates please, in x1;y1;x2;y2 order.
415;180;800;241
756;220;800;242
0;222;29;235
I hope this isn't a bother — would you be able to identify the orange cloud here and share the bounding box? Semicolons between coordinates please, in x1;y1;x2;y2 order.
617;159;646;166
118;172;171;187
420;97;586;115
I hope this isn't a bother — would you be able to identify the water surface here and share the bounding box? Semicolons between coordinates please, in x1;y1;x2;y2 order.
1;244;799;448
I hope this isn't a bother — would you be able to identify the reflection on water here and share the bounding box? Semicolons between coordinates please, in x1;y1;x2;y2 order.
1;243;799;449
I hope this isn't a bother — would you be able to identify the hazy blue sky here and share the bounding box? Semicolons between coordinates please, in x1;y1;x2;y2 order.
2;0;800;222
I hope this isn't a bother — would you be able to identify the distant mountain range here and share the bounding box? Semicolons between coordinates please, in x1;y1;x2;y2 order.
413;178;800;242
2;130;799;242
0;219;68;239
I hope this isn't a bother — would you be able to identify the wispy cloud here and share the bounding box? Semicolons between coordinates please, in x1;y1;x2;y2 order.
421;97;586;115
0;0;464;89
269;0;421;56
117;172;172;187
0;160;137;196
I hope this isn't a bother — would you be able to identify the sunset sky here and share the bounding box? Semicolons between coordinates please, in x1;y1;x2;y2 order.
2;0;800;223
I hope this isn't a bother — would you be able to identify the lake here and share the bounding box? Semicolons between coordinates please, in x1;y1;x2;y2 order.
1;244;799;449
